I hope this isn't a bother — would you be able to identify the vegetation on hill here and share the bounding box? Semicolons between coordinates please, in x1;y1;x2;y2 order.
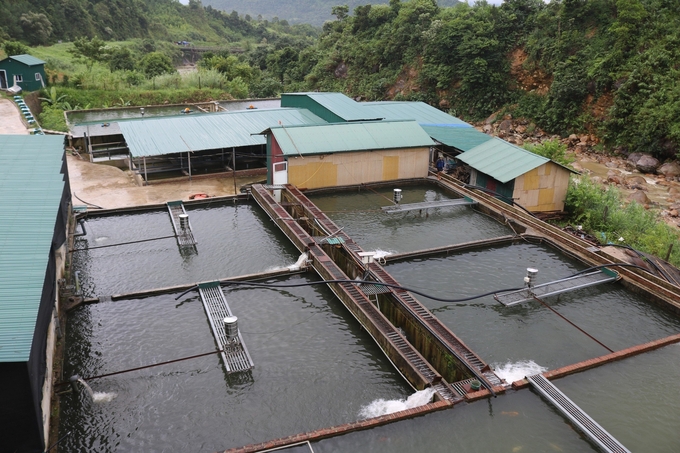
203;0;459;26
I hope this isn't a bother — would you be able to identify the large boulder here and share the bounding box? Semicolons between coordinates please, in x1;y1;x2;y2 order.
657;161;680;177
627;152;642;165
635;154;660;173
628;190;651;205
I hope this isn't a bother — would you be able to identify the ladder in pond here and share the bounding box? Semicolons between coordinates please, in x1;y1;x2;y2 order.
198;282;254;373
167;201;197;247
381;197;477;214
494;269;619;306
527;374;630;453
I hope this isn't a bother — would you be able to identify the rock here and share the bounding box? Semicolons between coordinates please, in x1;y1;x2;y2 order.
627;152;642;165
571;162;584;172
516;125;527;134
657;161;680;177
568;134;578;143
591;176;603;184
635;154;660;173
483;124;492;133
579;135;589;144
605;161;619;168
439;99;450;109
670;209;679;217
607;175;621;185
485;113;497;124
625;175;647;185
628;190;651;205
498;119;513;133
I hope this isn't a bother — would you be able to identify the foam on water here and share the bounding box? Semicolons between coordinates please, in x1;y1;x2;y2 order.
359;388;435;419
493;360;547;383
92;392;118;403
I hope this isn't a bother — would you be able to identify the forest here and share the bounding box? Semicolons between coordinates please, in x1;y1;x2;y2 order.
2;0;679;160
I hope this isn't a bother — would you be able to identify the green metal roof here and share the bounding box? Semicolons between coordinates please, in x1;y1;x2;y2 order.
8;54;46;66
456;137;550;183
282;92;383;122
0;135;65;362
361;101;471;126
421;125;493;151
119;108;326;157
267;120;434;156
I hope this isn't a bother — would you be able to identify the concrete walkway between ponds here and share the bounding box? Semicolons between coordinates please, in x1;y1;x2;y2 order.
0;98;29;134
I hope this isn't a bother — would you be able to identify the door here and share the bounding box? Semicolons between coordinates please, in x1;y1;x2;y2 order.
272;161;287;202
0;70;7;89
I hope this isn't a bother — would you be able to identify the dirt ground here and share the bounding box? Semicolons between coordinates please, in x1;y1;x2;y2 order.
67;153;264;210
0;98;29;134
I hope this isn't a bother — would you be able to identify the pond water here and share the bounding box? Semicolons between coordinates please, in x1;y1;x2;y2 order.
59;274;411;452
385;242;680;371
67;105;203;124
72;202;299;297
313;388;599;453
309;184;511;253
553;344;680;453
63;195;680;452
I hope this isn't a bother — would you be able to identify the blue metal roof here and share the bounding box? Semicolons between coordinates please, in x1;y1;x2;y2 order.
421;125;493;151
267;120;434;156
361;101;471;126
0;135;65;362
119;108;326;157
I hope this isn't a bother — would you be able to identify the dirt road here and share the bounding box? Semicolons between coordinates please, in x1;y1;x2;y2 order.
0;98;29;134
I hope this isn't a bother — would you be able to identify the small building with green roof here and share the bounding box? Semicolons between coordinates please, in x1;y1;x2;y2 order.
261;120;434;189
0;54;47;91
457;137;577;212
0;135;70;452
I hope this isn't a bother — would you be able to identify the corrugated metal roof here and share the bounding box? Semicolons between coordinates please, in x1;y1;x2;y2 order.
421;125;493;151
119;108;326;157
283;92;382;121
9;54;46;66
362;101;471;126
456;137;549;183
0;135;65;362
268;120;434;156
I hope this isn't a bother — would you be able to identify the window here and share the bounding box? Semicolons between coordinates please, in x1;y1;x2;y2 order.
35;73;41;81
15;74;23;82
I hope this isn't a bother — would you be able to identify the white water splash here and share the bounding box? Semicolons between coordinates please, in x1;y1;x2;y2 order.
92;392;118;403
287;252;309;271
493;360;547;383
94;236;109;242
359;388;435;419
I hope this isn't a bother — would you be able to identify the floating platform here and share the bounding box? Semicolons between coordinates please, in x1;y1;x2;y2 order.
198;282;254;373
494;269;619;306
381;197;477;214
167;200;197;247
527;373;630;453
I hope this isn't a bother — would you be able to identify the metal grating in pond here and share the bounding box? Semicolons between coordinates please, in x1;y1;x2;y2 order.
167;200;197;247
527;374;630;453
381;197;477;214
495;269;619;306
198;282;254;373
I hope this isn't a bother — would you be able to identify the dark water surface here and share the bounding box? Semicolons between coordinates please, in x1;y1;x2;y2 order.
60;274;411;452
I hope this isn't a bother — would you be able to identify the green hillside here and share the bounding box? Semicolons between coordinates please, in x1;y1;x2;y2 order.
203;0;460;26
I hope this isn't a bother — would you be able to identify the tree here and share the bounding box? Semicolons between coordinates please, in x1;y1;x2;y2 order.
19;12;53;45
139;51;175;78
108;47;135;72
69;36;110;71
2;41;28;57
331;5;349;20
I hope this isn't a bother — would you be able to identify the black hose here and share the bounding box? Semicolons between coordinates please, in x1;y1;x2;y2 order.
73;192;104;209
603;243;674;283
204;278;525;303
174;284;199;300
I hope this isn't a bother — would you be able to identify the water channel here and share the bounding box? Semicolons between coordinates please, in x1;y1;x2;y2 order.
62;187;680;451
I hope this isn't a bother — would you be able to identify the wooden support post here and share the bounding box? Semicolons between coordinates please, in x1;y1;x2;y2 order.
188;151;192;181
665;243;674;262
143;156;147;185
